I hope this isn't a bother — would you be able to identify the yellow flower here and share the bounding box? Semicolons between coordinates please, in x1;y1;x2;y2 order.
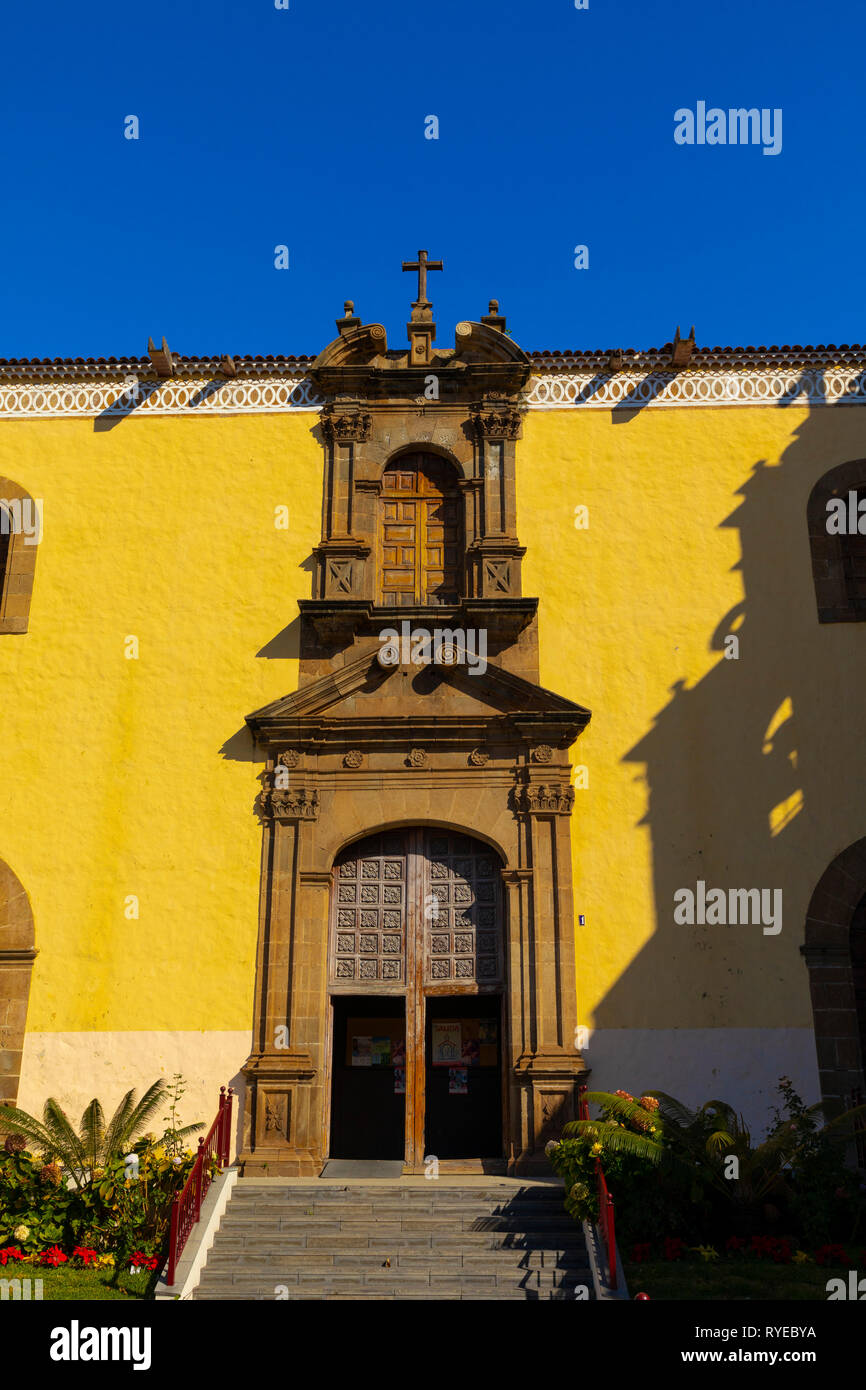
793;1250;812;1264
691;1245;719;1262
590;1142;603;1156
13;1224;29;1241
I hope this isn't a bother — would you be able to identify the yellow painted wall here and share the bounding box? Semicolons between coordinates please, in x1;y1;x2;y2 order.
0;414;319;1033
2;398;865;1054
520;404;866;1033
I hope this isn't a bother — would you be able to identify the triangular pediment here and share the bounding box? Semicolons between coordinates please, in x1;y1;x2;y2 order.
246;649;590;744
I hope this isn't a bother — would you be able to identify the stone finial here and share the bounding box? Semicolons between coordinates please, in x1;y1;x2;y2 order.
336;300;362;336
481;300;507;333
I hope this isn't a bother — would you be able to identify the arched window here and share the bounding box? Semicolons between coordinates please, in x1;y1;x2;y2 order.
0;479;39;634
379;454;463;606
807;461;866;623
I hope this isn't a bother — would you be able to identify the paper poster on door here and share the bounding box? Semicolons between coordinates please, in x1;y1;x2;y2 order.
394;1067;406;1094
432;1021;462;1066
449;1068;468;1094
371;1036;391;1066
351;1036;372;1067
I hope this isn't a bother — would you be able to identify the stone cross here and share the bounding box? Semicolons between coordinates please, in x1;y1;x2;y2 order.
402;249;443;307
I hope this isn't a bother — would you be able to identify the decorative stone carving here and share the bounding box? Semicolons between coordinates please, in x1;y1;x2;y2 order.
326;559;354;594
264;1094;288;1136
471;406;522;439
321;409;372;444
469;747;489;767
343;749;364;769
278;749;301;769
531;744;554;763
511;784;575;816
484;559;511;593
407;748;428;768
266;787;320;820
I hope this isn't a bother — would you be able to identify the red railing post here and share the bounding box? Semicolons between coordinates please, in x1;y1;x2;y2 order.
606;1188;617;1289
166;1195;180;1287
194;1137;204;1223
164;1086;233;1288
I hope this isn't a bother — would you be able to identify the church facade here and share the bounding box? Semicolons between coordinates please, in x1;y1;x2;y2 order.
2;259;865;1171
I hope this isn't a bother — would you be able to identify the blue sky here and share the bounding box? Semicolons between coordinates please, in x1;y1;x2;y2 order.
0;0;861;359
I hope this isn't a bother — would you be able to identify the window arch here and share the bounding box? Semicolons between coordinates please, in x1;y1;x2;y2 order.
807;461;866;623
378;453;463;606
0;478;39;634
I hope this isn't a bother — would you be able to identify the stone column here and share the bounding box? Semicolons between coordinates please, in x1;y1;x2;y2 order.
510;777;588;1171
239;782;322;1176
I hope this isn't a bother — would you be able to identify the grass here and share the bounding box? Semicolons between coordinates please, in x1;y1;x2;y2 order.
0;1264;160;1301
624;1257;835;1301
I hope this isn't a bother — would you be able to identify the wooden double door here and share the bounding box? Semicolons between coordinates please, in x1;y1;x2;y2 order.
327;829;504;1166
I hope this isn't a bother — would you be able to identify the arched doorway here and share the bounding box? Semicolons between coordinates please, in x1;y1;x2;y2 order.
326;828;504;1165
379;454;463;606
802;839;866;1110
0;860;36;1107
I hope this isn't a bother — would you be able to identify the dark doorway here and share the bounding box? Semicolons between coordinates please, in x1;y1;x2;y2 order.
329;995;406;1159
424;996;502;1159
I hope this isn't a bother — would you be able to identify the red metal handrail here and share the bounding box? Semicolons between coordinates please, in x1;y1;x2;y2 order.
165;1086;233;1287
844;1087;866;1169
578;1084;617;1289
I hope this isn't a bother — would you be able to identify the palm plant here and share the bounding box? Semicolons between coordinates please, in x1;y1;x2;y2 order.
0;1079;203;1189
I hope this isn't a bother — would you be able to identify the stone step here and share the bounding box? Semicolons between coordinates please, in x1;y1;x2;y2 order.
197;1268;583;1290
219;1212;575;1231
224;1201;568;1219
192;1180;592;1301
203;1248;590;1271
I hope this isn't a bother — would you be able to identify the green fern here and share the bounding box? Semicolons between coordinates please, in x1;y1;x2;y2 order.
0;1078;203;1188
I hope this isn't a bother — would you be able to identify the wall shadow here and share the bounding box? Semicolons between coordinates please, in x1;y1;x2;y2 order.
589;376;866;1114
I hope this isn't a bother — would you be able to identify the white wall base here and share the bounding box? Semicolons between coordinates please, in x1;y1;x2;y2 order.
582;1027;820;1135
17;1031;250;1158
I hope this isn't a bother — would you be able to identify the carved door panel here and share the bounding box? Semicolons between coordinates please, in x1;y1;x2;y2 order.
379;455;462;606
330;829;503;1167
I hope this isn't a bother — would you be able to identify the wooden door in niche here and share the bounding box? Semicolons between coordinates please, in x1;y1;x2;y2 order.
328;828;504;1166
379;454;463;606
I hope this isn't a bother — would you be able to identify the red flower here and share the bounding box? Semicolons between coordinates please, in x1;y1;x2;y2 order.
72;1246;99;1266
0;1246;23;1265
664;1237;685;1261
725;1236;746;1253
814;1244;849;1267
129;1250;159;1271
38;1245;68;1267
632;1243;651;1263
750;1235;777;1258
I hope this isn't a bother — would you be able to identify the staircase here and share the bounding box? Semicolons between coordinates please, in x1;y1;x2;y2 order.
193;1180;593;1300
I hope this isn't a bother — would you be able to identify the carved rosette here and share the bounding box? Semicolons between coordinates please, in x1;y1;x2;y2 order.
278;748;301;769
407;748;428;768
321;410;372;444
469;747;489;767
531;744;554;763
511;784;575;816
265;786;320;821
343;749;364;769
